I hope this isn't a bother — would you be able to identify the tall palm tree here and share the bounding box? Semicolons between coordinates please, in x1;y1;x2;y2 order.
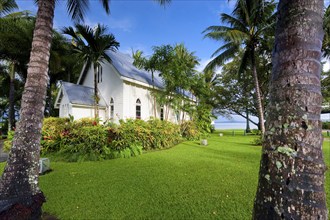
0;13;34;132
47;31;82;116
203;0;276;134
63;24;119;119
0;1;170;218
253;0;328;219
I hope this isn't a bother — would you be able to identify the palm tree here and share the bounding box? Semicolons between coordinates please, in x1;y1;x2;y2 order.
322;5;330;58
63;24;119;119
133;49;159;118
0;1;170;218
253;0;328;219
47;31;82;116
0;13;34;132
203;0;276;134
0;0;17;16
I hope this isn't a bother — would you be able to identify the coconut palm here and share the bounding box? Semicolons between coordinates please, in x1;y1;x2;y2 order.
62;24;120;119
203;0;276;134
0;1;170;218
253;0;328;218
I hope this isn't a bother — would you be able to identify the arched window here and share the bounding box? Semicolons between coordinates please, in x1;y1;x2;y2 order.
136;99;141;119
109;98;114;119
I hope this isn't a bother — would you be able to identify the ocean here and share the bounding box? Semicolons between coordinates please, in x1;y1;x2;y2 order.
214;113;330;130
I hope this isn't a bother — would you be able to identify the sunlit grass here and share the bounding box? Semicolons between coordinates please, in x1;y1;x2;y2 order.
0;131;329;219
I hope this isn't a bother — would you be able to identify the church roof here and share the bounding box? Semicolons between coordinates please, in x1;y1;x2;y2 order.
77;50;164;89
60;82;107;107
108;51;164;89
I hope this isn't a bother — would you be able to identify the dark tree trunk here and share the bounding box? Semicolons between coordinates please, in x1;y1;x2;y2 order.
94;64;99;119
246;107;251;133
8;63;15;132
253;0;328;219
0;0;55;218
152;71;157;118
251;48;265;135
45;81;52;117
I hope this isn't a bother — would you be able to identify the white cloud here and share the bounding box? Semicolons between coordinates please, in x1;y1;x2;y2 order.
108;17;133;32
122;45;153;57
196;58;222;74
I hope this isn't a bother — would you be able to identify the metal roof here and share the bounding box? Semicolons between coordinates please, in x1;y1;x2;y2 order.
61;82;107;107
107;51;164;89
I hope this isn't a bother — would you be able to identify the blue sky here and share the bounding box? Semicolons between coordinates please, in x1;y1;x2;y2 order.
16;0;237;71
15;1;330;71
15;1;330;125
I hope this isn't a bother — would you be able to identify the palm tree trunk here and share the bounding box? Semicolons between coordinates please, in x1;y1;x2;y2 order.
94;64;99;119
0;0;55;218
245;107;251;133
253;0;328;219
152;71;156;118
251;48;265;135
8;62;15;132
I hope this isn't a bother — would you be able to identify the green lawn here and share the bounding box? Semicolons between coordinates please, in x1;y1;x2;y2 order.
1;131;329;219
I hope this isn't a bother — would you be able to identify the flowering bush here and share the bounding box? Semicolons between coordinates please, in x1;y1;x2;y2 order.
38;117;186;161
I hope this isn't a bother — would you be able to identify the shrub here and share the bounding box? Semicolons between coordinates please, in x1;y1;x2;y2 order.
72;117;99;128
3;130;14;152
322;121;330;130
251;129;261;135
147;119;182;149
109;119;182;151
180;121;200;140
40;117;184;161
251;136;263;146
57;125;111;162
41;117;70;152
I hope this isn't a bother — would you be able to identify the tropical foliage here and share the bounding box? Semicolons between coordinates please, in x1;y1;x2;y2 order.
133;44;215;135
4;117;200;162
203;0;276;134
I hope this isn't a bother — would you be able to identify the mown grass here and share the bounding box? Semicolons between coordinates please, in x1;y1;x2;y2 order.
0;131;329;219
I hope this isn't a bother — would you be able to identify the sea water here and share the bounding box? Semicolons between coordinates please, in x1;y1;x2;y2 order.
214;113;330;130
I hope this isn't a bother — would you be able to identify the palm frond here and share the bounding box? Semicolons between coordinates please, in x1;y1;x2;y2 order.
204;44;239;72
0;0;18;16
237;48;250;79
66;0;89;22
99;0;110;14
210;42;238;58
154;0;171;6
220;13;248;32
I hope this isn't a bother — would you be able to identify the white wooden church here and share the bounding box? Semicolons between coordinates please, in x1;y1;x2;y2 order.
55;51;192;123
